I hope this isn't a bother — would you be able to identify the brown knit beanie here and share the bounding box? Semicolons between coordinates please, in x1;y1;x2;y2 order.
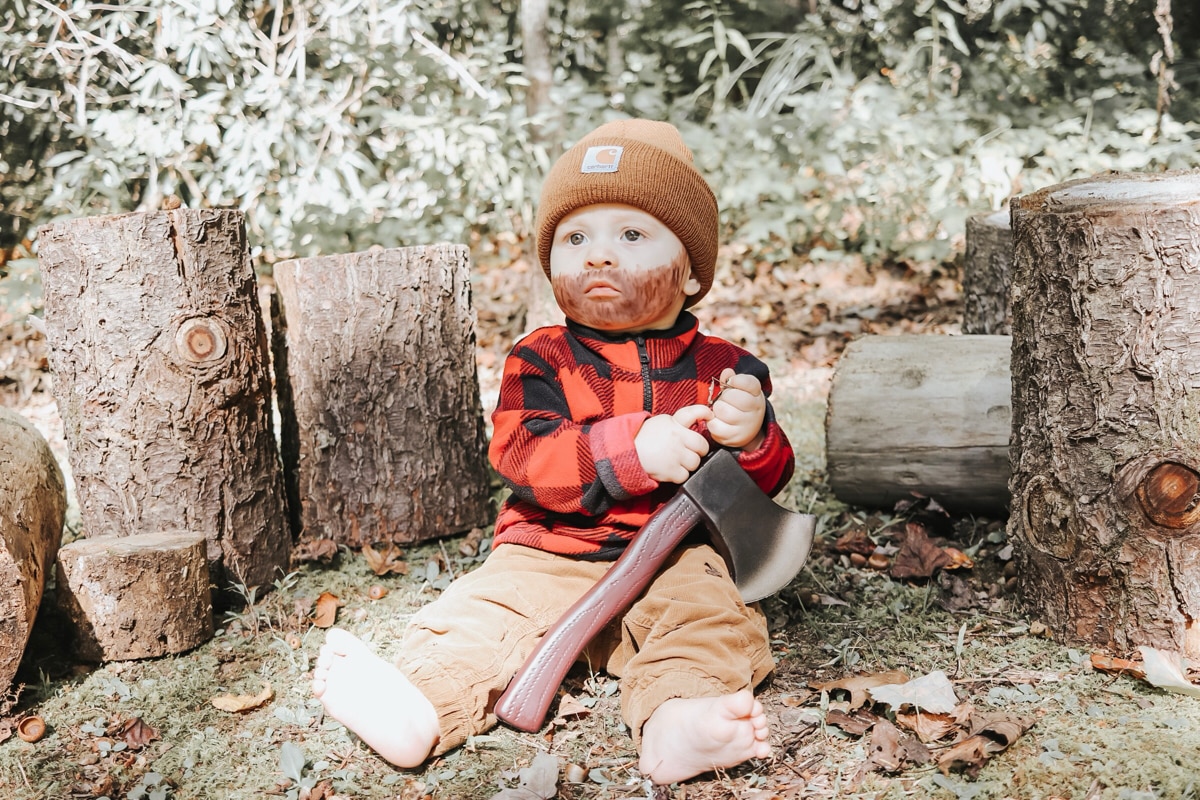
535;118;719;307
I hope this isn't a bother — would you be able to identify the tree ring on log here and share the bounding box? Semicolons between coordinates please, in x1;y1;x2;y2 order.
1021;474;1078;559
175;317;229;364
1134;461;1200;531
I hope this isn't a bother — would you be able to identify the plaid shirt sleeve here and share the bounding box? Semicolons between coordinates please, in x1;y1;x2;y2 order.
488;338;659;517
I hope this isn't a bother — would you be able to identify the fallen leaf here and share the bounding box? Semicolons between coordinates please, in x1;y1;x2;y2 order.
890;522;953;579
292;538;338;563
826;706;883;735
869;670;958;714
833;528;877;556
362;543;408;576
895;709;958;743
212;682;274;713
778;706;821;734
866;718;904;771
459;528;484;557
942;547;974;569
303;779;333;800
116;717;159;750
489;751;559;799
937;713;1035;779
781;691;814;707
812;670;909;710
1090;652;1146;680
312;592;341;628
553;694;592;722
901;735;932;766
1139;646;1200;698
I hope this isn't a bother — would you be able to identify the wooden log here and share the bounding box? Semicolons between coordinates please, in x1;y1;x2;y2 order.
36;209;290;590
55;531;212;661
962;207;1013;335
273;245;491;547
0;408;66;693
825;334;1011;514
1008;170;1200;658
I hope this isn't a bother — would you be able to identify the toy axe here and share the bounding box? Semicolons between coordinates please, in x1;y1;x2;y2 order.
494;449;816;732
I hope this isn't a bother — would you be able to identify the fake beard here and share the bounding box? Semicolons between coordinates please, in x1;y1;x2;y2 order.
551;254;690;331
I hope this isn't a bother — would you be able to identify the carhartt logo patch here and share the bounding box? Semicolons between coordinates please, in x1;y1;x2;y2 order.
581;145;623;173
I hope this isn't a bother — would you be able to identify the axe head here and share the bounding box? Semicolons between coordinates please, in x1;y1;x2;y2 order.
682;449;816;602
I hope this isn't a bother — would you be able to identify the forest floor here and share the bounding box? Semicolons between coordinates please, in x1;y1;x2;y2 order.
2;237;1199;800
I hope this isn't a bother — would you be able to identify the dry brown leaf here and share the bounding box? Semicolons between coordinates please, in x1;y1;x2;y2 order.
941;547;974;570
303;778;334;800
825;707;883;735
362;543;408;576
937;713;1035;778
116;716;159;750
866;718;904;772
459;527;484;557
895;709;959;743
781;691;814;707
212;682;274;713
292;538;339;564
312;591;341;628
554;694;592;722
890;522;953;579
833;527;877;556
1090;652;1145;680
813;670;909;710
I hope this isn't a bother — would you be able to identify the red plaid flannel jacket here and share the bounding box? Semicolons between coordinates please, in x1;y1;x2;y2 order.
488;312;795;559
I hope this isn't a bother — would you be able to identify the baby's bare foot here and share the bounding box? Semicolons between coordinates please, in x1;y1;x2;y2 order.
312;628;439;767
638;690;770;785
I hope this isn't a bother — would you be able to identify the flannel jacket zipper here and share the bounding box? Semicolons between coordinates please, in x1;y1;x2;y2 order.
635;336;652;412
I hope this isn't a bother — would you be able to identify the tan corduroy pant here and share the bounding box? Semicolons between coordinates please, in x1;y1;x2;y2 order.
395;541;775;755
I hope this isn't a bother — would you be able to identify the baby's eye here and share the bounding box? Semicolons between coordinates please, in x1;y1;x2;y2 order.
621;229;644;242
568;232;586;245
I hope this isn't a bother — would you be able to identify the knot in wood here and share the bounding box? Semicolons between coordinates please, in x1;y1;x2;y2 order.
1136;461;1200;530
175;317;228;364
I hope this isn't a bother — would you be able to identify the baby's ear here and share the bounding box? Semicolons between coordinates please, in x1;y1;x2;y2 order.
684;270;702;297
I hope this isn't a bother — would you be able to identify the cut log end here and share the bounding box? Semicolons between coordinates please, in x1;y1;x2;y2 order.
1014;170;1200;215
56;531;213;662
1136;461;1200;530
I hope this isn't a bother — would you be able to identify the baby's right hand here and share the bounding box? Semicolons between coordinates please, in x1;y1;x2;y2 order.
634;405;712;484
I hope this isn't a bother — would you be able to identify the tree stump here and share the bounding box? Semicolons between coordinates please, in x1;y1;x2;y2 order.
1009;170;1200;658
962;207;1013;335
55;531;212;661
37;209;290;590
0;408;66;693
273;245;491;547
825;334;1011;514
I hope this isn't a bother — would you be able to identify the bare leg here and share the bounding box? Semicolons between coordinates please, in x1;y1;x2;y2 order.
638;690;771;785
311;628;440;768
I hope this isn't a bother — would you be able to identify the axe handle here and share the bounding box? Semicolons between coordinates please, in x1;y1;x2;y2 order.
494;492;704;732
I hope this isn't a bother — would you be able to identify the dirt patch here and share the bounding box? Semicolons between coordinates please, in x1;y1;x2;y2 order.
2;246;1197;799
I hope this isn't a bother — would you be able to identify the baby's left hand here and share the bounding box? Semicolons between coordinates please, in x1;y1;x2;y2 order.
707;368;766;451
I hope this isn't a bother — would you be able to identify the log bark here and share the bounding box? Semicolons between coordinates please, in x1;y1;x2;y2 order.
1008;170;1200;658
962;207;1013;335
273;245;491;547
825;334;1011;514
36;209;290;590
55;531;212;662
0;408;66;693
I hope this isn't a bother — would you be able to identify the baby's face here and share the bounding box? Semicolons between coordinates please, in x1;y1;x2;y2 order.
549;203;699;333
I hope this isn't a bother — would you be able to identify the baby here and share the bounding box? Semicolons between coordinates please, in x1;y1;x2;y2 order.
314;118;796;784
